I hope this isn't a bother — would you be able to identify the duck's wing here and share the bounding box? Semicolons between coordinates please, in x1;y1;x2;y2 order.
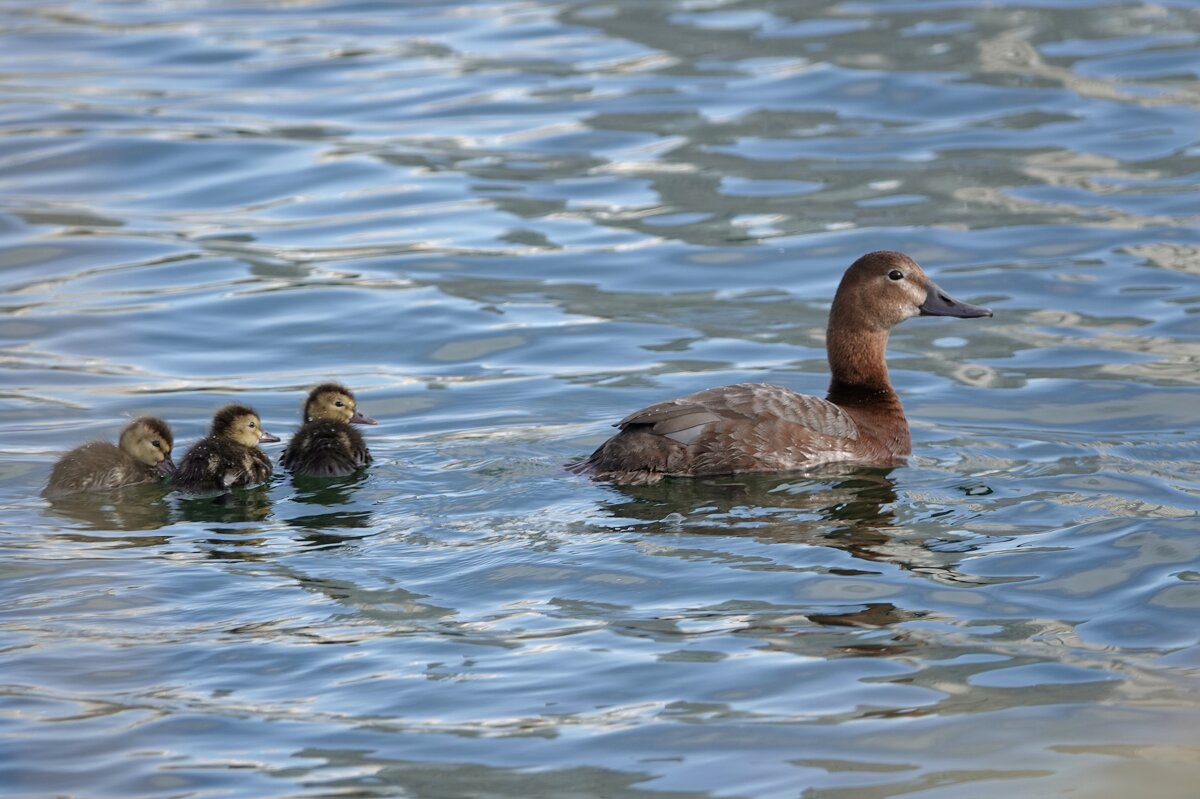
174;438;219;490
44;442;151;495
617;382;859;445
572;383;866;484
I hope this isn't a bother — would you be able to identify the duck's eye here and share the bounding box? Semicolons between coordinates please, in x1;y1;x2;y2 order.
152;440;161;448
249;421;256;429
335;401;345;408
888;269;904;281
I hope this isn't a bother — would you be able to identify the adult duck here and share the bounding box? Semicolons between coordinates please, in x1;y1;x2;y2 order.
571;251;992;485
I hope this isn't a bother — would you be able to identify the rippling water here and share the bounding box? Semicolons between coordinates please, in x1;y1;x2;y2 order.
3;1;1199;796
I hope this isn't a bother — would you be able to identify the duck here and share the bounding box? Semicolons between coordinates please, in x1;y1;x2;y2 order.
173;404;280;491
280;383;377;477
570;250;992;485
44;416;176;496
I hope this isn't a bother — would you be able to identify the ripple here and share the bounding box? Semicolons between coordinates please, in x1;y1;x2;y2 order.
2;1;1199;797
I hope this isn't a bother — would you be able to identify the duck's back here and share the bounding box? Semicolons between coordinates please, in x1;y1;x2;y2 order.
45;441;156;496
572;382;896;485
175;436;272;491
281;420;371;478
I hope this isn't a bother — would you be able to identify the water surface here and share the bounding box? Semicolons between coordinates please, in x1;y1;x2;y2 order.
2;1;1199;797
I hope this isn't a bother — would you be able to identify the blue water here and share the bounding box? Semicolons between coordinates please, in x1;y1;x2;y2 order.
2;1;1199;797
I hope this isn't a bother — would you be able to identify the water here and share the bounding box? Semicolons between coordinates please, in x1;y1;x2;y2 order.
2;0;1199;796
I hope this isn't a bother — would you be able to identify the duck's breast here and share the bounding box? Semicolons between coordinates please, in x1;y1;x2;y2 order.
282;420;370;478
241;446;273;486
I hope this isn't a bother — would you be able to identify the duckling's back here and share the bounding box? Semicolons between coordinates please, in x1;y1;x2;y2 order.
175;435;273;491
281;420;371;478
44;441;155;496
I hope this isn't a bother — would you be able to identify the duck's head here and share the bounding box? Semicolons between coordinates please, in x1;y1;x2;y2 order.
211;404;280;448
831;251;992;331
119;416;176;476
303;383;377;426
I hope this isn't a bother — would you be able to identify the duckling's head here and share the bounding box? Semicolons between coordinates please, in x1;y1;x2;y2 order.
119;416;176;475
831;251;993;331
303;383;378;426
210;404;281;448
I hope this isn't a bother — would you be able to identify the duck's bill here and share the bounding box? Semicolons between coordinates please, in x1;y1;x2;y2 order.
919;280;993;318
156;455;177;476
350;409;378;425
258;429;282;444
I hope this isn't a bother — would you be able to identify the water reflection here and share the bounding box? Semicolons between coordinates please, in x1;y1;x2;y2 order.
198;525;274;562
290;470;370;508
282;472;377;545
41;469;381;553
284;569;457;631
598;469;898;532
44;485;173;534
284;749;714;799
599;469;908;556
597;468;1004;590
175;485;273;525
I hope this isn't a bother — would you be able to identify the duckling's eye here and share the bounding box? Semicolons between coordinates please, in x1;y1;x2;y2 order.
152;440;161;448
248;421;256;429
888;270;904;281
335;401;345;408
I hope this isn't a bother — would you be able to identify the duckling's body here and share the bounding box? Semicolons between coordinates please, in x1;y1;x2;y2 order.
281;383;376;478
572;251;993;485
174;404;279;492
44;416;175;496
175;436;274;491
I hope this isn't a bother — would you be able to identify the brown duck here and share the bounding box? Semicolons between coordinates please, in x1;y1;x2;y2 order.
174;404;280;491
571;251;992;485
280;383;377;478
44;416;176;496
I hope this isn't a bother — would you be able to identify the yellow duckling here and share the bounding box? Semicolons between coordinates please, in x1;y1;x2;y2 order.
280;383;377;478
44;416;175;496
174;404;280;491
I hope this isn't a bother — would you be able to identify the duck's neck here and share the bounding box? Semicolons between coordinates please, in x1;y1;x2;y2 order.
824;325;901;409
825;325;910;455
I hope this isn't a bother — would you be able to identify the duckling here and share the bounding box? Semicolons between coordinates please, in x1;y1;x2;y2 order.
280;383;377;478
174;404;280;492
44;416;175;496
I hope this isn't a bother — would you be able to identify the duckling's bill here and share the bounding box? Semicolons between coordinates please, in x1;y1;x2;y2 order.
350;409;377;425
